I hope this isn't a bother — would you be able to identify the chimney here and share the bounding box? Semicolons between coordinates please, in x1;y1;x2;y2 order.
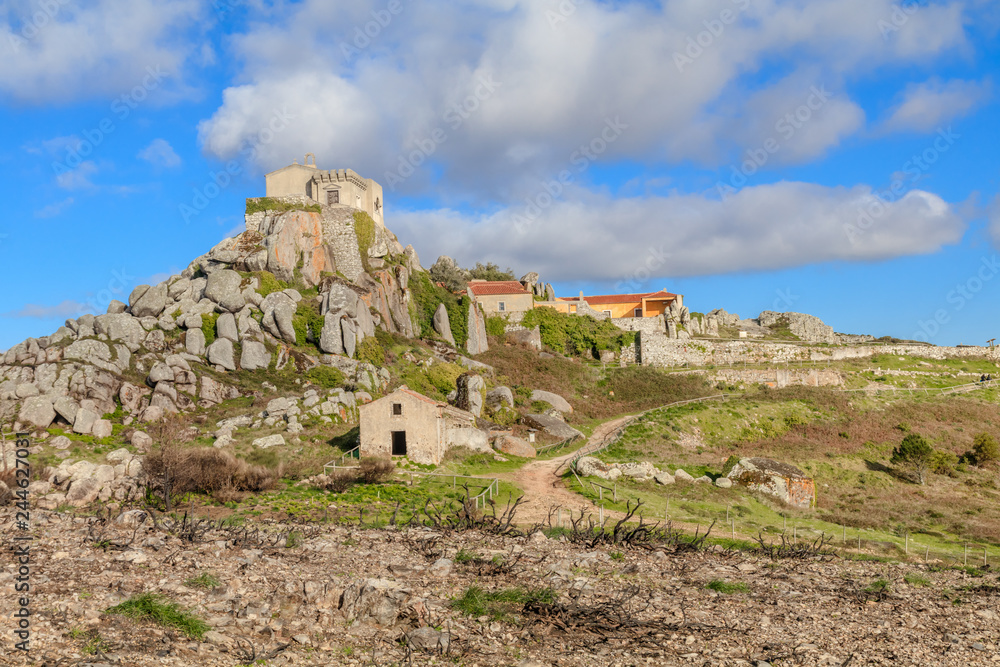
579;291;584;300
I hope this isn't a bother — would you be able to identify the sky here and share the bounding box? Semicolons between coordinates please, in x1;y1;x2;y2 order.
1;0;999;350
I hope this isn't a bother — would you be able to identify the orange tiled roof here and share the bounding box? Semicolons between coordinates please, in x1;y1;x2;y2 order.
557;290;677;305
468;281;530;296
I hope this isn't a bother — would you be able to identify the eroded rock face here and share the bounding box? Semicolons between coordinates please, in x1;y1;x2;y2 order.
757;311;838;344
455;373;485;417
466;301;488;355
725;457;815;509
204;270;246;313
432;304;455;346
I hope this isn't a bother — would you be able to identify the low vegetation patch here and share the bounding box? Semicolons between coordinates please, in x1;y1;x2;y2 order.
451;586;558;623
520;307;635;357
706;579;749;594
246;197;321;215
104;593;209;639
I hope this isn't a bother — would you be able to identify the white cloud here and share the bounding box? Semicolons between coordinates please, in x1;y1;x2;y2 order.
0;0;205;103
198;0;974;198
3;300;87;319
882;78;990;133
390;182;966;282
55;161;97;190
138;138;181;168
34;197;74;218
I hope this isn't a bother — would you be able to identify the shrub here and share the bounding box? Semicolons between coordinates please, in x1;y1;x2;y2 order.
468;262;515;282
306;365;346;389
972;433;999;466
201;313;219;345
929;450;958;475
410;270;469;346
353;211;377;271
358;457;395;484
891;433;934;484
105;593;210;639
293;301;324;347
430;257;470;292
356;337;386;366
253;271;286;297
485;314;508;338
184;572;222;590
520;307;633;357
426;362;463;395
144;443;279;504
246;197;321;216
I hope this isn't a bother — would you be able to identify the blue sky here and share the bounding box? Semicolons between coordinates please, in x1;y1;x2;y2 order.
1;0;999;350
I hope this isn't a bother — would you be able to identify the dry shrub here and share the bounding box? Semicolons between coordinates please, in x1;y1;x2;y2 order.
144;445;279;502
315;469;358;493
358;457;395;484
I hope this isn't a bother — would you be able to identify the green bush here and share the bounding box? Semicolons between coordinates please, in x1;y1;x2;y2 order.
485;314;508;338
929;450;958;475
891;433;934;484
306;365;346;389
520;307;633;357
490;407;519;427
353;211;376;271
451;586;557;623
201;313;219;345
254;271;286;297
468;262;515;282
426;362;463;394
410;270;469;346
356;337;386;366
245;197;321;215
293;301;325;347
972;433;999;466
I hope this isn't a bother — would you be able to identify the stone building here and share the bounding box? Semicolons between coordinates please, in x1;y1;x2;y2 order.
358;386;486;465
265;154;385;227
467;281;535;316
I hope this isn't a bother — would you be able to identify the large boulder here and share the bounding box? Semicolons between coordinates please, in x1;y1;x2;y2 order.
252;434;286;449
73;408;100;435
94;313;146;351
319;313;344;355
18;395;56;429
129;284;168;318
207;339;236;371
523;414;583;440
485;386;514;412
508;326;542;351
240;341;270;371
576;457;622;481
204;270;246;313
466;301;488;355
217;312;239;342
261;292;298;343
492;435;536;459
432;304;456;346
65;478;101;506
455;373;485;418
531;389;572;414
725;457;815;509
185;328;206;356
445;427;491;453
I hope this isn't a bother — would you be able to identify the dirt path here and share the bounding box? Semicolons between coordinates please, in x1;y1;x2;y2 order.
494;416;633;524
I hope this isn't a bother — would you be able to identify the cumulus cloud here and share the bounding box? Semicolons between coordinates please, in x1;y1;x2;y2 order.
3;300;86;319
138;138;182;168
0;0;205;103
55;161;97;190
391;182;966;282
197;0;973;198
881;78;991;133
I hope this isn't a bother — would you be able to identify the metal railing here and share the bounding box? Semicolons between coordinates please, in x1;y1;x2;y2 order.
556;393;730;476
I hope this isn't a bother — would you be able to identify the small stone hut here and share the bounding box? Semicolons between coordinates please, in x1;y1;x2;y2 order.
359;386;486;465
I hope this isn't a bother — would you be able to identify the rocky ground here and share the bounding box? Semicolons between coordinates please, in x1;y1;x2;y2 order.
3;504;1000;666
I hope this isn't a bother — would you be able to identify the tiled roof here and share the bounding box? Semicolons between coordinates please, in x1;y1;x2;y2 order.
468;281;530;296
557;290;677;305
397;387;442;406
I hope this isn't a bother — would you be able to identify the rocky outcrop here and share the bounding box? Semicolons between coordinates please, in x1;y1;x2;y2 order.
757;311;838;344
455;373;485;418
508;326;541;351
523;414;583;440
466;301;489;355
492;434;536;458
530;389;572;414
725;457;815;509
432;304;456;346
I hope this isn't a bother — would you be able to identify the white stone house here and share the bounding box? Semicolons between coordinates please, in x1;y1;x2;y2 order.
358;387;488;465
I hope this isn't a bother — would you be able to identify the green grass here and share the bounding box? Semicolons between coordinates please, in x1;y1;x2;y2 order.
184;572;222;590
706;579;750;594
904;573;931;587
451;586;557;623
246;197;321;215
863;579;891;596
104;593;210;639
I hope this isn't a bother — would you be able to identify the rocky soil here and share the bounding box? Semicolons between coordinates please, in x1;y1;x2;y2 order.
3;505;1000;666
